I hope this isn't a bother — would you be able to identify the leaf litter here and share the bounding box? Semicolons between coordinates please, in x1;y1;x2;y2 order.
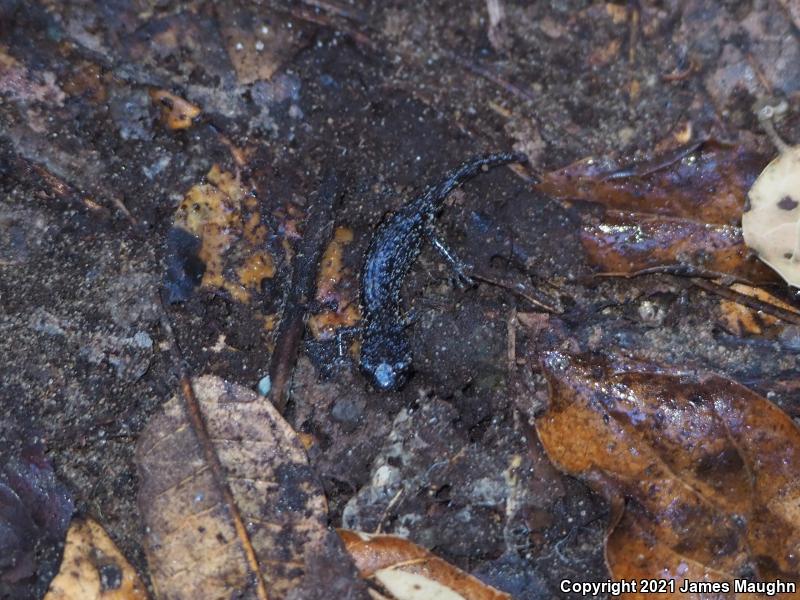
135;375;366;600
0;444;74;600
536;351;800;597
43;517;148;600
537;138;775;284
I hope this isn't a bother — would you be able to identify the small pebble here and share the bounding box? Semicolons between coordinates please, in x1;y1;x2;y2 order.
257;375;271;396
133;331;153;349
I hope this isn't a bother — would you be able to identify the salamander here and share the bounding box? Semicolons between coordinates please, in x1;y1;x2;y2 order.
359;152;528;391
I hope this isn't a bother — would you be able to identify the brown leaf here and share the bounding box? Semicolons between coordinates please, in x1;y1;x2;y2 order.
148;90;201;130
216;6;315;84
717;284;800;336
136;375;335;599
537;141;763;225
43;517;148;600
307;225;361;340
339;530;511;600
581;213;776;283
536;352;800;596
164;165;275;304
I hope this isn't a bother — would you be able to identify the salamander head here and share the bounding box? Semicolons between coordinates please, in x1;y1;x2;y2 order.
360;324;412;391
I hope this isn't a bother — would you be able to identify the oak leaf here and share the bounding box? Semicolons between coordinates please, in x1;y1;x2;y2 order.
537;140;774;283
136;375;349;599
536;351;800;598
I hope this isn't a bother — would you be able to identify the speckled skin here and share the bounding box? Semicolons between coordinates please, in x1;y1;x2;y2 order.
359;152;528;390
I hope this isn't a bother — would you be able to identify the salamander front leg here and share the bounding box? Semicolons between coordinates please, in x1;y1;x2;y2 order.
425;225;475;289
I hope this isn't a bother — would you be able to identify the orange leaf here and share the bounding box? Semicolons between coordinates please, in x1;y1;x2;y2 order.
580;213;777;283
536;352;800;598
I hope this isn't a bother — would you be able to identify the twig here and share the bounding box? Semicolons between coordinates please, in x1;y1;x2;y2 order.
158;304;269;600
470;272;562;313
269;171;342;412
445;52;537;105
662;58;698;82
591;264;768;287
506;307;517;370
374;487;405;535
299;0;367;23
287;6;376;49
602;137;708;180
691;278;800;326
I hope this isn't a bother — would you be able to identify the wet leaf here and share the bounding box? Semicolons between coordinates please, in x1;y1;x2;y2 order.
0;46;66;107
163;165;275;304
581;213;776;283
339;530;511;600
537;140;774;282
537;352;800;596
717;284;800;336
216;5;315;84
149;90;201;131
307;225;361;340
537;141;763;225
136;375;353;599
44;517;148;600
0;444;74;600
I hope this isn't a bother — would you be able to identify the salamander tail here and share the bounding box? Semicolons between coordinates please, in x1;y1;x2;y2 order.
428;152;528;206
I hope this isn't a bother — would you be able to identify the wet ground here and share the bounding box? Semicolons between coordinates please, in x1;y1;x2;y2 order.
2;1;800;598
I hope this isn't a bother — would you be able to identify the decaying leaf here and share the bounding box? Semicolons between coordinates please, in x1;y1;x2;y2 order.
148;90;201;130
537;141;762;224
717;283;800;336
307;225;361;340
136;375;335;599
0;444;74;600
537;351;800;596
0;46;66;107
163;165;275;303
581;213;775;282
216;5;315;84
538;140;774;282
339;530;511;600
44;517;148;600
742;145;800;287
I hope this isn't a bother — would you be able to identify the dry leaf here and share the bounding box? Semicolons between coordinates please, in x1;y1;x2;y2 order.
216;6;315;84
742;145;800;287
339;530;511;600
136;375;332;599
537;351;800;598
44;517;148;600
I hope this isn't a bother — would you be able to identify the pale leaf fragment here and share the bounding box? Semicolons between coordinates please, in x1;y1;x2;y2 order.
136;375;331;600
339;530;511;600
44;517;148;600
